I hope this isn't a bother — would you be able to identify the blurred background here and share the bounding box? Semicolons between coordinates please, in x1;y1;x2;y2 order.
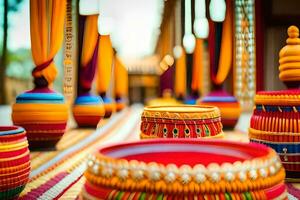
0;0;300;106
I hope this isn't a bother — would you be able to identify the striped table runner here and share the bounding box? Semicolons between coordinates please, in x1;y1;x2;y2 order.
20;104;142;199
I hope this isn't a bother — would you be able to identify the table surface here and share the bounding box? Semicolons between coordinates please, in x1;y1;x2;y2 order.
0;105;299;199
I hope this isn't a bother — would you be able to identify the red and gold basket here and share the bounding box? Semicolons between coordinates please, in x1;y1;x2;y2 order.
0;126;30;199
140;105;224;139
249;26;300;181
249;90;300;180
81;139;287;199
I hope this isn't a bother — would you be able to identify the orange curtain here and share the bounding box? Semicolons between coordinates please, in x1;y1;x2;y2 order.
192;38;204;94
97;35;113;94
81;15;98;67
174;50;187;98
114;56;128;98
214;0;233;85
30;0;66;86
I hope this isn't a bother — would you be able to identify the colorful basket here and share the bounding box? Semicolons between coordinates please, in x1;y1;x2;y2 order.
249;90;300;180
81;139;286;199
140;105;224;139
249;26;300;181
73;94;105;127
0;126;30;199
12;88;68;149
198;90;241;128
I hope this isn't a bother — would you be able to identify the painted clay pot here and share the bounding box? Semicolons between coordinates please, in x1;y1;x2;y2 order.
198;90;241;129
12;88;68;149
73;94;105;127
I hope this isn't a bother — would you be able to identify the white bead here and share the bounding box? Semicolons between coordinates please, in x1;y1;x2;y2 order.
249;169;257;180
117;169;128;180
92;164;99;175
238;171;246;182
225;172;235;182
165;172;176;183
150;171;161;181
102;167;113;178
259;168;267;178
233;161;242;169
132;170;144;180
210;172;220;182
181;173;191;184
147;163;161;181
269;166;276;175
87;160;94;167
195;173;206;183
193;164;206;173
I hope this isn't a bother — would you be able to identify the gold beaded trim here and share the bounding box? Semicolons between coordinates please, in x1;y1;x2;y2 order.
255;94;300;106
85;150;284;194
140;132;225;139
142;105;221;120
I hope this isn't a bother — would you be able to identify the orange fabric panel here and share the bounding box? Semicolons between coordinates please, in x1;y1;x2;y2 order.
174;50;187;98
114;56;128;97
215;0;233;85
97;35;113;94
30;0;66;85
81;15;99;67
192;39;204;93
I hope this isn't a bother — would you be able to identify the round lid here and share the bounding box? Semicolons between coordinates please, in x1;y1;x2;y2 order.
142;105;220;120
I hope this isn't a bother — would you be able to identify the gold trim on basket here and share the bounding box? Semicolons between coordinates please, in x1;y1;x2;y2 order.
85;149;285;194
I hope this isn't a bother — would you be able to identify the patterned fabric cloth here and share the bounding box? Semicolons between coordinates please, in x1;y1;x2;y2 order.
19;105;142;199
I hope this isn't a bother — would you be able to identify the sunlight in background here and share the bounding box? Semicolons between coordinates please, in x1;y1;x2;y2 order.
8;0;30;51
98;0;165;60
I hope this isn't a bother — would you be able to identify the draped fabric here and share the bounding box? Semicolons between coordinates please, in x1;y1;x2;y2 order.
30;0;66;87
97;35;113;95
174;50;187;99
255;0;264;91
77;15;99;95
209;0;233;86
114;56;128;98
192;38;204;94
160;67;174;95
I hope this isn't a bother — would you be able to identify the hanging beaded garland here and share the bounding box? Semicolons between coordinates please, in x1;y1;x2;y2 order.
234;0;256;109
63;0;75;101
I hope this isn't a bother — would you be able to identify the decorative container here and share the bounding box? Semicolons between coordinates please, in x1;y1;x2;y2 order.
12;88;68;149
73;94;105;127
0;126;30;199
249;26;300;181
198;90;241;129
140;105;224;139
81;139;286;199
250;90;300;180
